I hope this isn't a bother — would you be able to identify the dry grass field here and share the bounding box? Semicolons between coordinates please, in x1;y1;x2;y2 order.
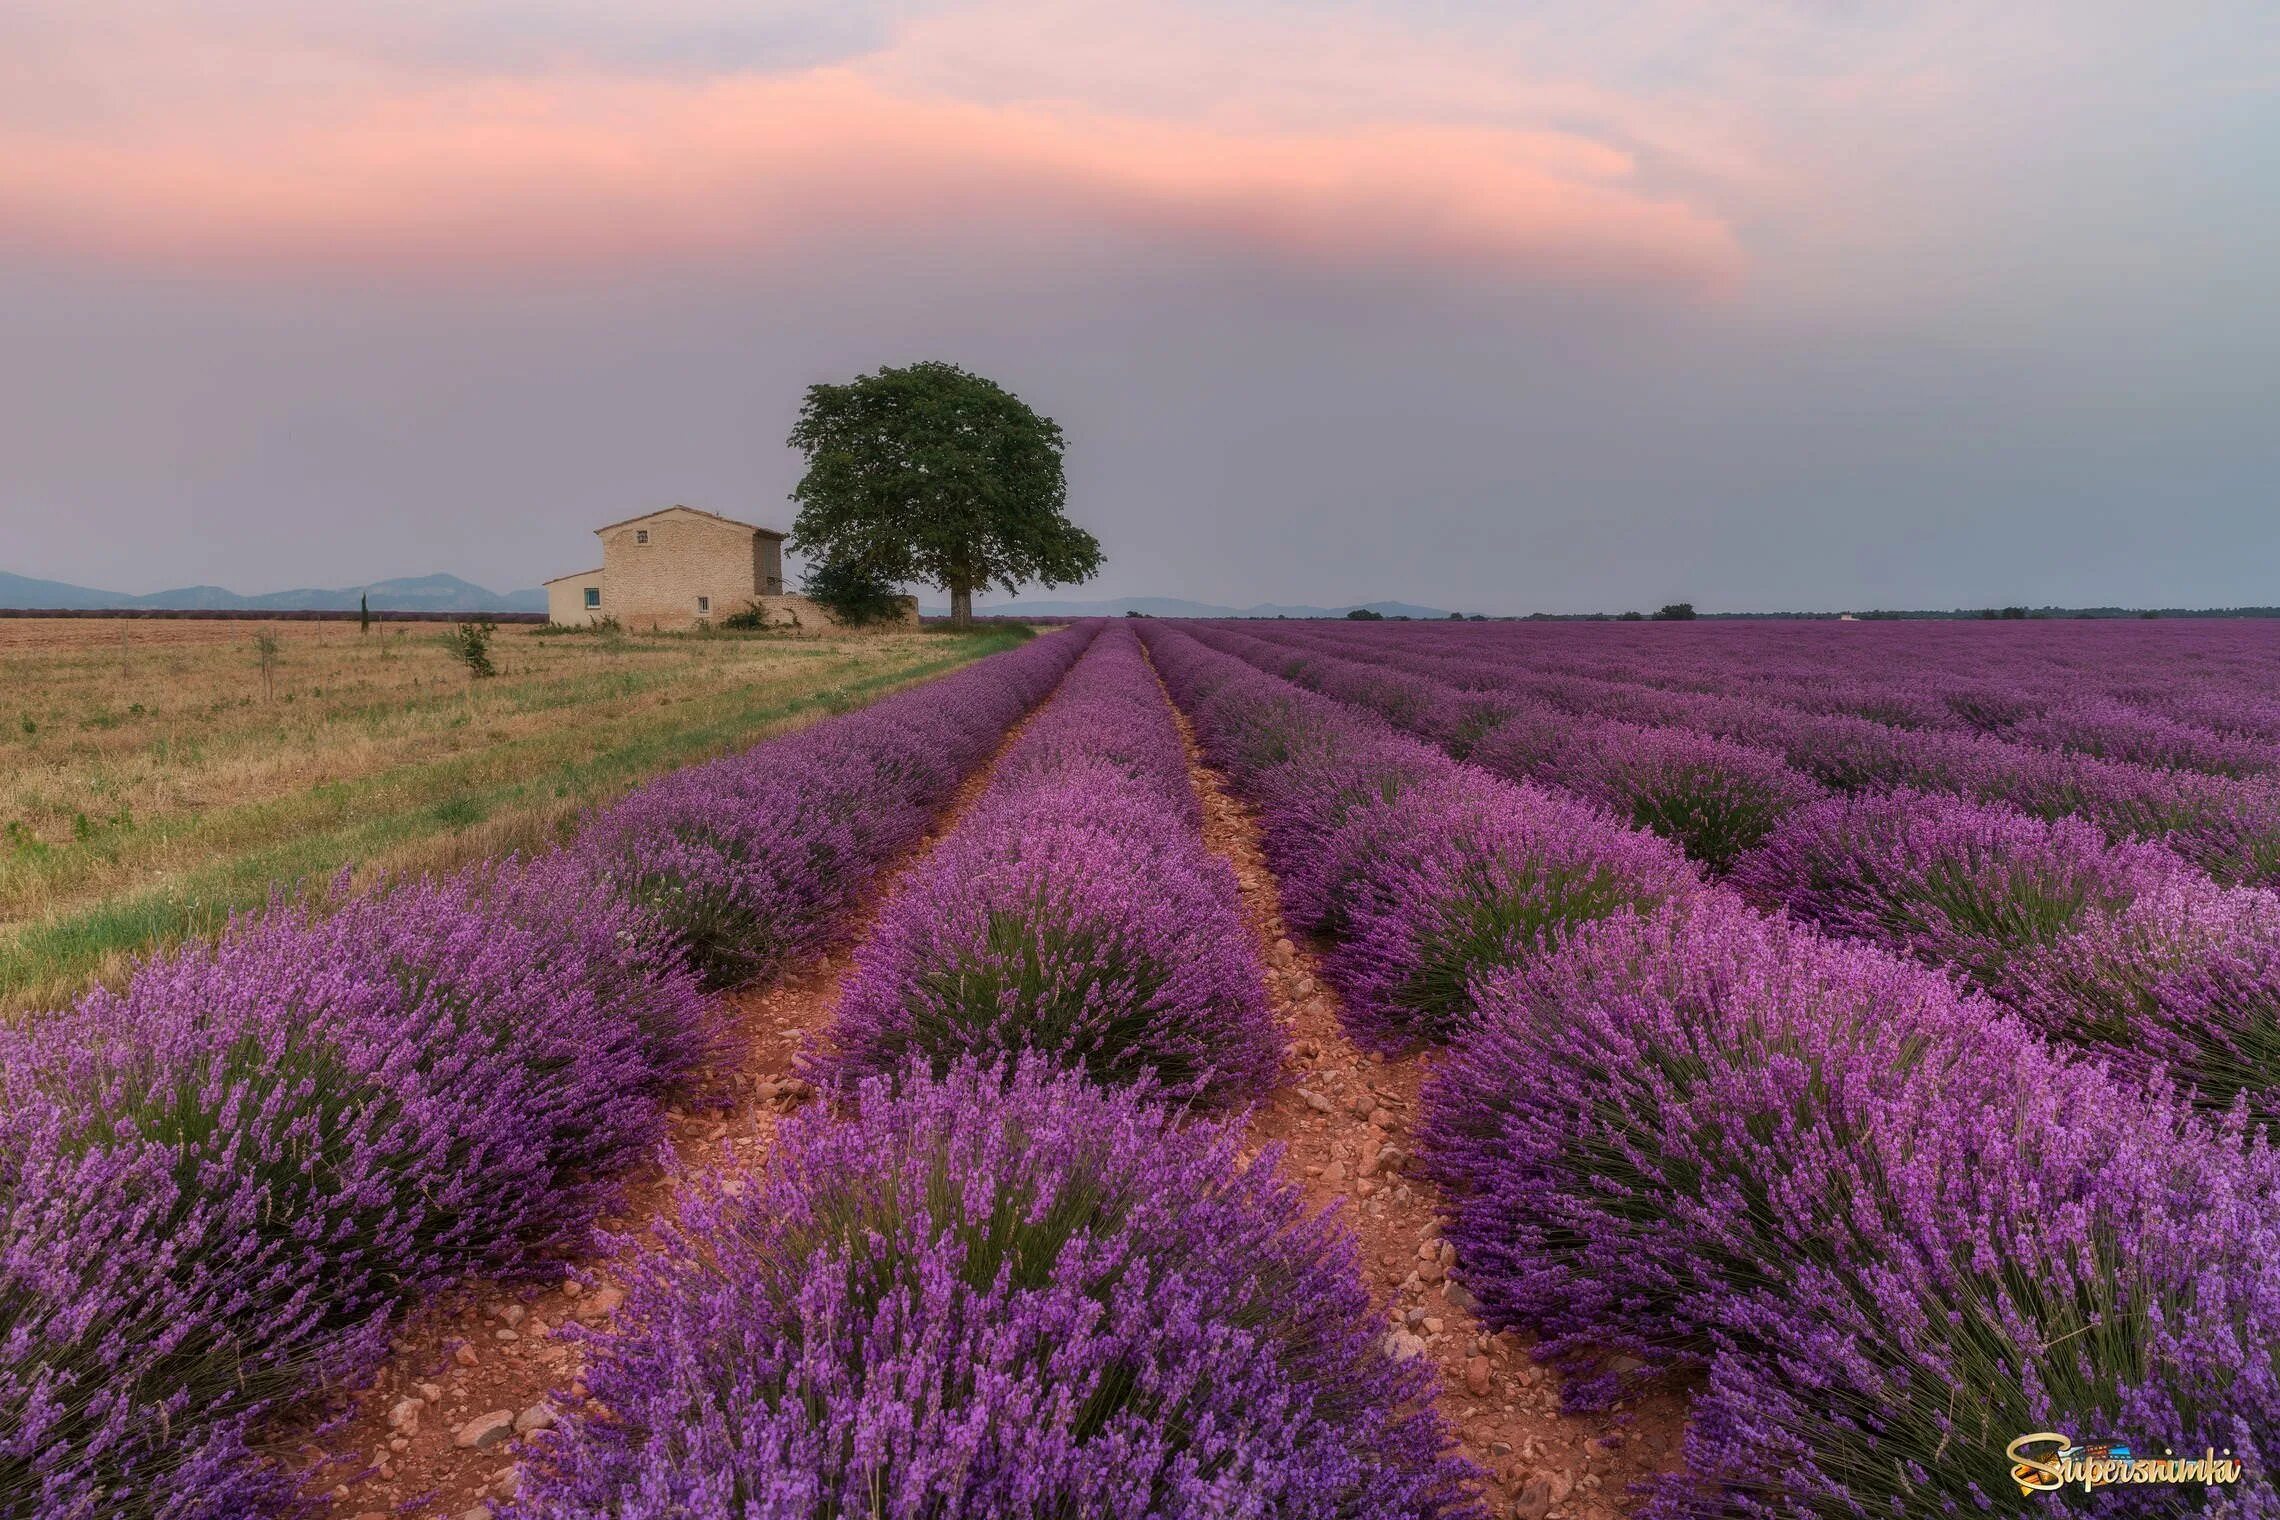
0;616;1025;1012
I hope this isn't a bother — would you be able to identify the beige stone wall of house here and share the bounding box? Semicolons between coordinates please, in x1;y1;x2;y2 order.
750;535;784;597
598;507;786;631
543;571;604;627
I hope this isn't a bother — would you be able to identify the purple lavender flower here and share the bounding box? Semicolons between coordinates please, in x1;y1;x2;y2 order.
1474;718;1823;874
1423;893;2280;1517
2012;695;2275;777
512;1060;1481;1520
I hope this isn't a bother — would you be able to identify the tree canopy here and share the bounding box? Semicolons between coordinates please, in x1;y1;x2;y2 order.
786;361;1102;625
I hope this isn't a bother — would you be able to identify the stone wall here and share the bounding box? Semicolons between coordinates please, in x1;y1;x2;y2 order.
599;509;780;630
544;574;603;627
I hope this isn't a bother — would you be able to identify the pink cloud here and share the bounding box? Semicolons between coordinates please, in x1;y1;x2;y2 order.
0;64;1741;291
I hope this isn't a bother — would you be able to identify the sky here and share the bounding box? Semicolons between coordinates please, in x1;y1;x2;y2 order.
1;1;2275;614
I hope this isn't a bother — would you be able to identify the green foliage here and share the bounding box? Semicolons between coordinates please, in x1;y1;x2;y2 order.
786;360;1102;624
446;619;498;679
358;593;370;634
1652;602;1697;621
1617;610;1645;621
427;793;486;830
1345;608;1384;621
801;558;907;626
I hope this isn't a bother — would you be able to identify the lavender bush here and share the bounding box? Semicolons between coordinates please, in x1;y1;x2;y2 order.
1424;895;2280;1516
1318;768;1699;1048
0;857;712;1519
2013;875;2280;1131
1729;789;2190;992
2011;695;2275;777
812;628;1278;1106
1474;719;1824;873
1733;776;2280;1139
513;1060;1479;1520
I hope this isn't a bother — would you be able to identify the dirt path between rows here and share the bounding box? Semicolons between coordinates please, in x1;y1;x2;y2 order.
1162;692;1691;1520
290;687;1064;1520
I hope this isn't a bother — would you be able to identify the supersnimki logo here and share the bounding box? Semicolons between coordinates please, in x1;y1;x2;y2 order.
2007;1433;2245;1497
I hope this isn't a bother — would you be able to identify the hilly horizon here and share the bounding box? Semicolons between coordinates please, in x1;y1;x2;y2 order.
0;569;547;614
6;571;1459;621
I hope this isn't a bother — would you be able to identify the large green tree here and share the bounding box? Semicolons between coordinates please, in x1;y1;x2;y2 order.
786;361;1103;627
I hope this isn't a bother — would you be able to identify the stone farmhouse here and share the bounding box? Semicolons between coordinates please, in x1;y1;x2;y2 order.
542;506;914;632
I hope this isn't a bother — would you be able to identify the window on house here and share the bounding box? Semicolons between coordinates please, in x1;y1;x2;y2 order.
635;529;649;544
696;596;710;615
583;587;601;609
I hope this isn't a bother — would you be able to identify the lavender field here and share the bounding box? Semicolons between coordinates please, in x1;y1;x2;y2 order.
5;617;2276;1518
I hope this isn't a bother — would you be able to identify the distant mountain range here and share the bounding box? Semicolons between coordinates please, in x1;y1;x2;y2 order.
7;570;1446;620
0;570;546;613
925;595;1463;620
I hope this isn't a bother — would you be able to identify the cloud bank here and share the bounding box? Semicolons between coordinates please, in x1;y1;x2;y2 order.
0;2;1744;290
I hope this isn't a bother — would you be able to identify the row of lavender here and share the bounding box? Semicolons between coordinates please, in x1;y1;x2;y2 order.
1333;618;2280;763
511;624;1481;1519
0;627;1094;1520
1190;620;2280;1133
1139;622;2280;1516
1246;619;2280;885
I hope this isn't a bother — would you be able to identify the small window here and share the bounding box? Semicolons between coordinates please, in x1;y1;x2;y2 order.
635;529;649;544
696;596;710;615
583;586;600;609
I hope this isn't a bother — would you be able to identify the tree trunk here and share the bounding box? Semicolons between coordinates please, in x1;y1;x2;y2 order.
949;579;973;628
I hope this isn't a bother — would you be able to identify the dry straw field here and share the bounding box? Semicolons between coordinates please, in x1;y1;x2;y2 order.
0;616;1022;1010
